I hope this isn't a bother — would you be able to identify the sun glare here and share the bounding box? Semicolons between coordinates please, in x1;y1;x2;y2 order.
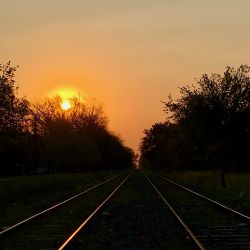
47;86;87;103
61;100;71;110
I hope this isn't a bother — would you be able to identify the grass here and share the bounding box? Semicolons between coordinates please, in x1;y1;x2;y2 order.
0;170;122;228
156;169;250;214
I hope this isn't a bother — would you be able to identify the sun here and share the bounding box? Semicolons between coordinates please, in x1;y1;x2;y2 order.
61;99;71;111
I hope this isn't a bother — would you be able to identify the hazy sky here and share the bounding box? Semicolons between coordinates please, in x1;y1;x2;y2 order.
1;0;250;151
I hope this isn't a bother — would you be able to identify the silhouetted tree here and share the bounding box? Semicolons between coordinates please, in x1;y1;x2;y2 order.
0;62;30;176
0;62;29;134
0;61;134;176
164;65;250;176
140;122;179;170
31;96;133;173
140;65;250;187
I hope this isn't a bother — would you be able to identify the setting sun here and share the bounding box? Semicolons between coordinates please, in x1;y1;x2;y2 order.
61;100;71;110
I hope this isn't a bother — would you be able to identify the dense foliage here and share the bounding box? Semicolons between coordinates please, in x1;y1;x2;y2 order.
0;62;134;176
30;96;134;173
140;65;250;173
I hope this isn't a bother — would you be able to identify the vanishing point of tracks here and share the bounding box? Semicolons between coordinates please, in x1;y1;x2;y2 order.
1;171;250;249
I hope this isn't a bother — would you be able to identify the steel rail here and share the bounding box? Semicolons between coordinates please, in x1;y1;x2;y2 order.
59;173;131;250
156;174;250;221
144;174;205;250
0;172;126;236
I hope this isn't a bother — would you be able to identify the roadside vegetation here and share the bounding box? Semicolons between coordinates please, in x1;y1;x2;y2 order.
0;61;135;176
0;170;124;228
140;65;250;188
157;170;250;214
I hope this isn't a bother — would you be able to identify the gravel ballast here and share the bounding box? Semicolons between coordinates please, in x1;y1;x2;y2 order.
69;171;195;249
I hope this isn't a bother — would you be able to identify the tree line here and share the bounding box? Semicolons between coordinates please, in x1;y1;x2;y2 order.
0;62;135;176
140;65;250;177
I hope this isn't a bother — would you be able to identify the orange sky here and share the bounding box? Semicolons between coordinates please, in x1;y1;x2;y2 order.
1;1;250;151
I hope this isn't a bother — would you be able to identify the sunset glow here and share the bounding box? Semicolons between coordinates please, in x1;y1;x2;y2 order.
2;1;250;151
48;86;80;100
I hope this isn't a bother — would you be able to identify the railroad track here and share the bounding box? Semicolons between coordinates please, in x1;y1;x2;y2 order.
3;171;247;249
1;171;203;249
59;171;199;250
58;174;131;249
147;173;250;249
0;172;129;249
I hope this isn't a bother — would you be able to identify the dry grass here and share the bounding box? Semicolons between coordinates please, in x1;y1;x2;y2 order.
158;170;250;214
0;170;119;228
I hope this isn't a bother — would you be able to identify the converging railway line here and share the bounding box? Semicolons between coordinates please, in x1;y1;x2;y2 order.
1;171;250;249
0;171;198;250
60;172;196;250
